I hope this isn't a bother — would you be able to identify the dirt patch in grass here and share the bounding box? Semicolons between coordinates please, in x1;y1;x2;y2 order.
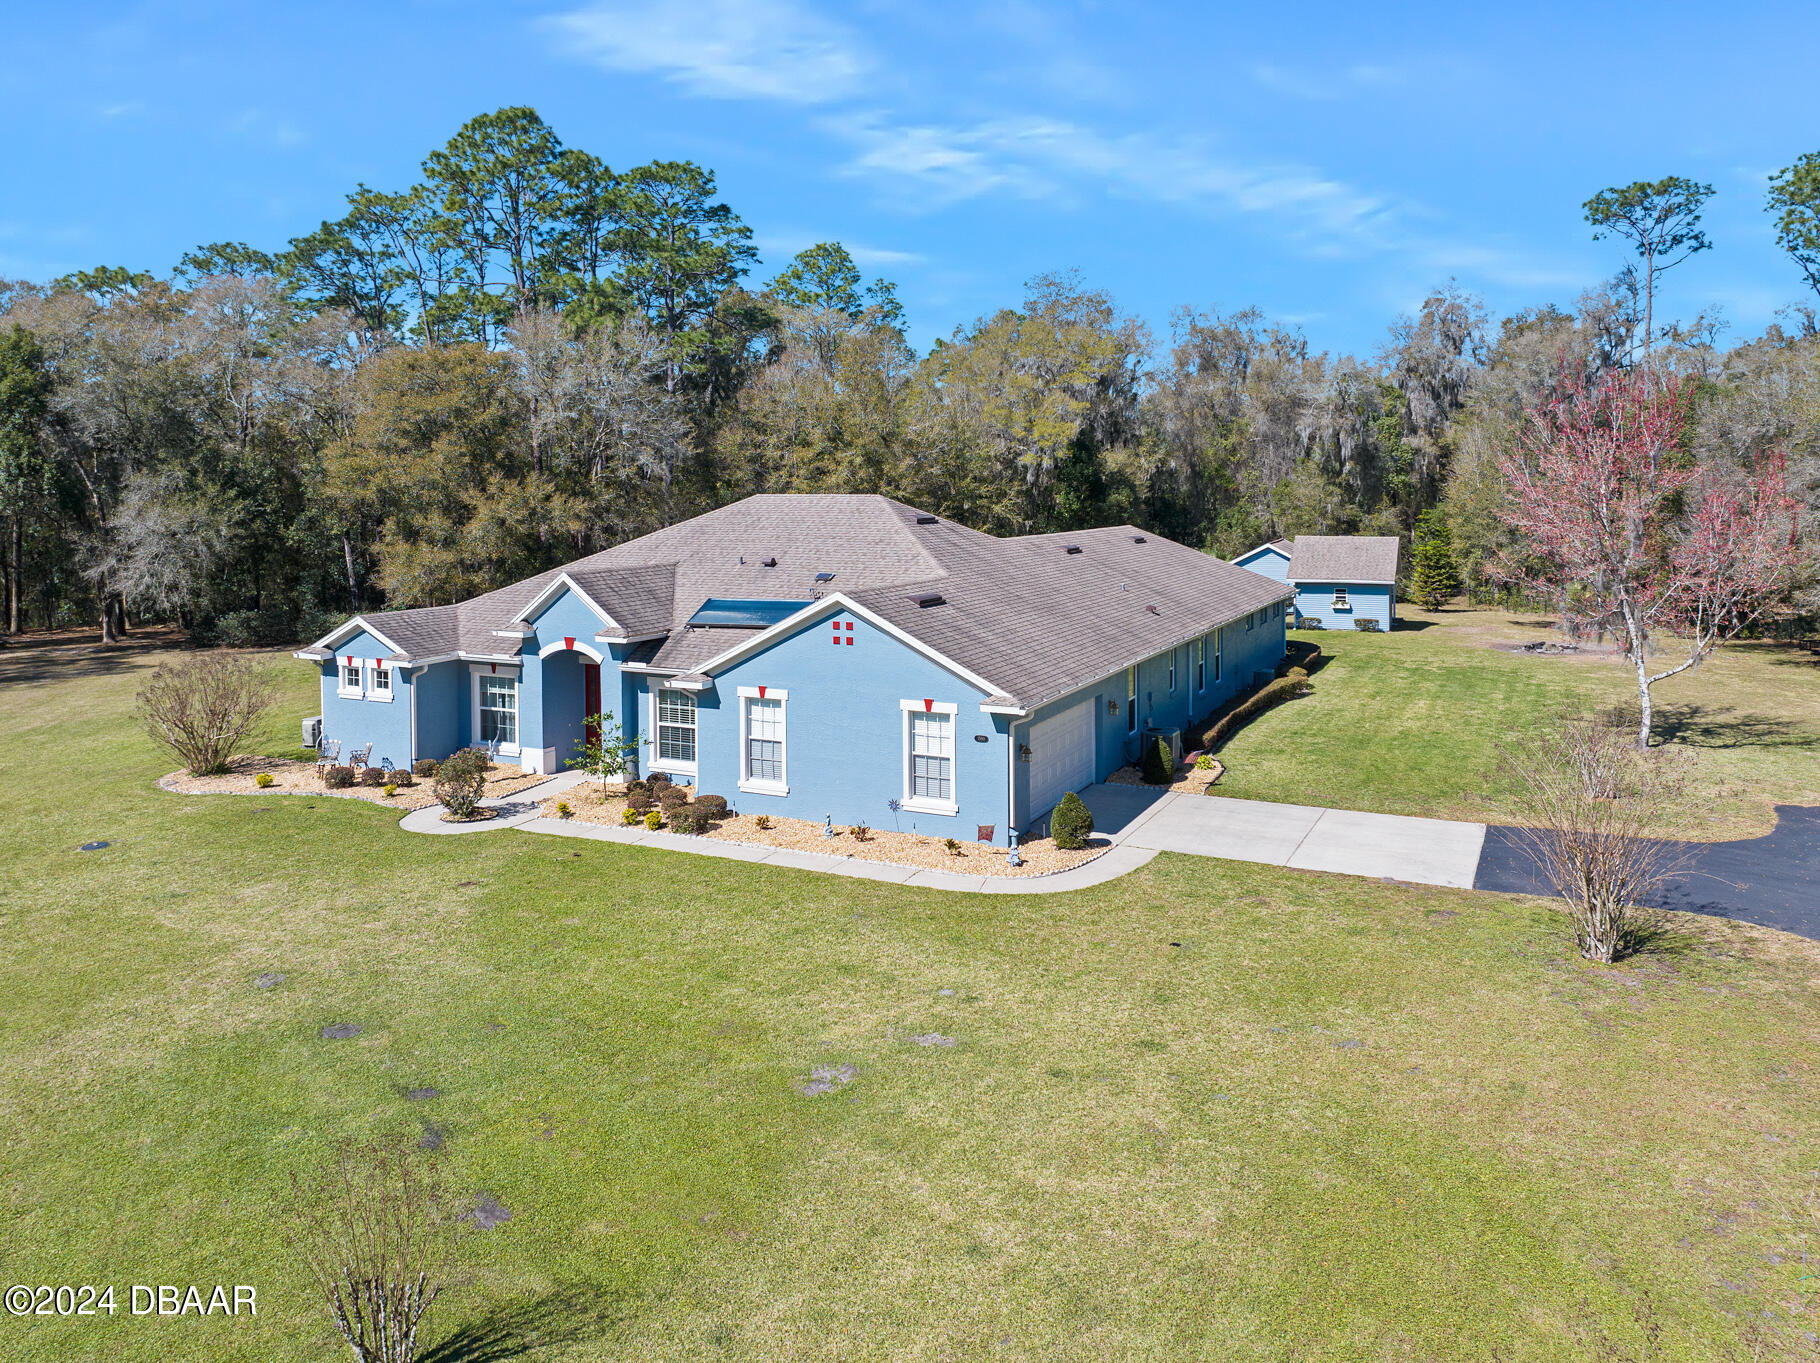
158;755;551;811
544;785;1107;878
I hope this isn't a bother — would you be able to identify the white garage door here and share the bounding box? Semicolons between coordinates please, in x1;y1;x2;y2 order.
1025;699;1096;821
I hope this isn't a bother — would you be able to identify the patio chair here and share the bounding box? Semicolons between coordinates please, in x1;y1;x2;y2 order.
315;738;341;769
379;757;395;773
348;743;373;769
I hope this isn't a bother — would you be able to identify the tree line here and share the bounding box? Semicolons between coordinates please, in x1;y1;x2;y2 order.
2;107;1817;645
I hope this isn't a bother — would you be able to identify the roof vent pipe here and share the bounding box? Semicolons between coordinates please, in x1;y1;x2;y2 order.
761;556;777;568
1064;545;1082;555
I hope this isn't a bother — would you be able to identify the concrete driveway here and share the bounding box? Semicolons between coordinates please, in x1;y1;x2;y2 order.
1076;785;1488;889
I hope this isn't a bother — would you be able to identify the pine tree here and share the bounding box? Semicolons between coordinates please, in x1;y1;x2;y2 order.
1409;511;1461;610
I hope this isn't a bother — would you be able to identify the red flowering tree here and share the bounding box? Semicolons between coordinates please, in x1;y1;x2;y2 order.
1497;369;1804;749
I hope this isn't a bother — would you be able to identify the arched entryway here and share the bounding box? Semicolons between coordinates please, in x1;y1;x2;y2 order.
537;639;604;772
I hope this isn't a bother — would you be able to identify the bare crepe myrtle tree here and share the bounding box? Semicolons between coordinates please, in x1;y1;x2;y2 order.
1504;707;1693;963
288;1139;458;1363
137;653;275;774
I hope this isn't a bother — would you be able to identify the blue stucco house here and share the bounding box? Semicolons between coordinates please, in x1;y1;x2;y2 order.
1235;535;1400;631
1229;538;1292;587
298;495;1291;843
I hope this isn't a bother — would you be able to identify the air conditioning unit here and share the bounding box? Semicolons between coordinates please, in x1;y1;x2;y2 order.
302;716;322;749
1144;726;1184;766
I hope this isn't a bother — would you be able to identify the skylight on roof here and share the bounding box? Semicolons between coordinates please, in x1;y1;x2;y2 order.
814;571;835;582
687;598;810;629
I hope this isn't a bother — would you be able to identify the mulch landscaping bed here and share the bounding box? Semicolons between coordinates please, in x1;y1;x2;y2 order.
1106;754;1223;795
158;755;552;811
543;783;1109;878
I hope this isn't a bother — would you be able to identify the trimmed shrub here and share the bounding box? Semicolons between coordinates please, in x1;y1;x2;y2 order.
255;772;275;789
670;802;712;835
382;783;398;798
1300;617;1324;630
358;766;388;787
658;786;689;808
755;814;772;831
1353;617;1383;632
1196;674;1312;751
625;792;655;814
555;800;573;819
323;765;356;789
433;747;489;819
644;809;663;831
626;779;650;797
1050;791;1094;850
413;758;439;778
647;772;673;793
1194;752;1218;771
621;807;642;826
694;793;729;818
1140;734;1174;784
1287;666;1309;680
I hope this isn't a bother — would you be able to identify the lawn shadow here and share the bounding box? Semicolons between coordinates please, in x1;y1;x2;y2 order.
1621;914;1708;963
421;1282;635;1363
0;627;186;687
1388;619;1434;631
1652;704;1820;752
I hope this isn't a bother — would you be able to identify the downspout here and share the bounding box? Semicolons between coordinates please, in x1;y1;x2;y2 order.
408;665;420;767
1005;718;1018;851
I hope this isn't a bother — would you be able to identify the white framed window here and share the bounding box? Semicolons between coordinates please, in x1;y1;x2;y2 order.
338;659;363;698
1125;666;1137;734
368;661;392;702
1333;587;1351;609
1246;611;1255;631
737;686;788;794
655;688;697;769
900;700;958;815
1213;627;1222;684
478;674;518;749
1196;637;1205;691
1168;653;1176;692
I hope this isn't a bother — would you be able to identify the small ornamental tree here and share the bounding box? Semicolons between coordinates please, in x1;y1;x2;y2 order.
571;712;638;797
287;1138;458;1363
1408;511;1461;610
1496;369;1804;749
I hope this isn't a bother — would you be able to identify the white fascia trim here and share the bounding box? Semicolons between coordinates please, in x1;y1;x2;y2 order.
537;637;605;663
981;702;1028;717
455;652;522;668
668;675;711;692
695;592;1007;700
306;615;408;658
596;631;667;646
1287;578;1396;587
620;662;677;676
515;572;623;635
492;627;534;639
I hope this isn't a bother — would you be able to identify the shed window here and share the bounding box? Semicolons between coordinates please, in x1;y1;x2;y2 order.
1333;587;1350;607
657;689;697;765
479;675;517;746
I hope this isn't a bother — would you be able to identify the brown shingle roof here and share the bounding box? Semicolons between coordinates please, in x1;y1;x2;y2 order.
322;495;1292;710
1288;535;1400;585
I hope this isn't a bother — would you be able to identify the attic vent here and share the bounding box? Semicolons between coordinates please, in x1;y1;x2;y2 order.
1145;604;1160;615
1064;544;1083;555
760;556;777;568
814;571;835;582
1131;535;1147;544
909;592;945;608
915;515;939;525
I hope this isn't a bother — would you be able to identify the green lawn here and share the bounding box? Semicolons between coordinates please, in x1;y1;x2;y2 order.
4;632;1820;1360
1214;606;1820;840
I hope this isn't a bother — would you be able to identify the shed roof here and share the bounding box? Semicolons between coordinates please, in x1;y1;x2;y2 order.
1288;535;1400;585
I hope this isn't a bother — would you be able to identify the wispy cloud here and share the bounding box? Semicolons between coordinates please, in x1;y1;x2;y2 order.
828;113;1404;251
545;0;870;104
226;109;306;150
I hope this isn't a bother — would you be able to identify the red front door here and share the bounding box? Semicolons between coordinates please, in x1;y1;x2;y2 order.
583;663;601;755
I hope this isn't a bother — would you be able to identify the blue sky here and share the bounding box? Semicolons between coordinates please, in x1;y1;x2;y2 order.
5;1;1818;357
